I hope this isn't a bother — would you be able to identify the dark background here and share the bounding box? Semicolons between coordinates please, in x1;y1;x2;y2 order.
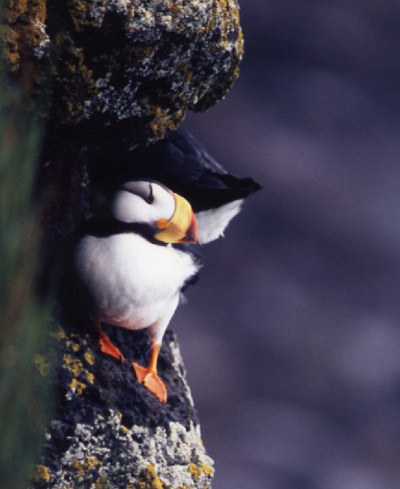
174;1;400;488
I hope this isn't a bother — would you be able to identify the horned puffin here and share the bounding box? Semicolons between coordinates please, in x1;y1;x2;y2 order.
74;181;199;402
71;128;260;403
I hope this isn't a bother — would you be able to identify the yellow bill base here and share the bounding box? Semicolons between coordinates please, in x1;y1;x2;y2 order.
155;193;197;243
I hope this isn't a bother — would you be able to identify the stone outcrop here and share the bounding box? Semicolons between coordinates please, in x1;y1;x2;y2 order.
30;327;214;489
4;0;243;147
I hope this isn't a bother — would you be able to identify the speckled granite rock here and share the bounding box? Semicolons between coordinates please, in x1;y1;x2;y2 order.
4;0;243;147
30;326;213;489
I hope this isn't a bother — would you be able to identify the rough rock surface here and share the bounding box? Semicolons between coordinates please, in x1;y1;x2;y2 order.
4;0;243;147
30;326;214;489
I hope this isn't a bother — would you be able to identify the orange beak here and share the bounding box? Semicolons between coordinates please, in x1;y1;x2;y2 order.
178;211;198;244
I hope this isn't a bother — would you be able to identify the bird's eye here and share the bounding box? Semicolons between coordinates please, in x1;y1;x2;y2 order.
145;183;155;204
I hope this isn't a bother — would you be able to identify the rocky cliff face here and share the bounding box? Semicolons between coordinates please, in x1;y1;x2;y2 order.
4;0;243;147
30;327;214;489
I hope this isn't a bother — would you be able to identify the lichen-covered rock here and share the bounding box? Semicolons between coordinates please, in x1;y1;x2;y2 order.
30;326;214;488
4;0;243;146
33;416;212;488
3;0;50;94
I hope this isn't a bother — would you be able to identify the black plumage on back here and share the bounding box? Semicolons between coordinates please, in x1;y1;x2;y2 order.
89;127;261;212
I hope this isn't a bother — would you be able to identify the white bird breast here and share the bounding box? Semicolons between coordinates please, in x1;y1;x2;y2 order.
74;232;198;330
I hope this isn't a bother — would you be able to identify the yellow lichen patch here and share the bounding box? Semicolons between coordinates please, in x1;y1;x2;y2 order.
4;0;29;24
201;464;213;476
69;0;105;31
63;354;84;377
86;455;102;470
188;463;201;481
169;1;181;14
236;25;244;58
66;339;81;352
32;0;46;23
63;354;94;384
34;354;50;377
54;327;67;340
3;27;20;72
150;105;182;141
84;350;95;365
70;455;102;478
188;461;214;481
3;0;48;89
137;464;164;489
86;370;95;384
6;0;47;24
70;378;86;396
71;460;85;477
33;464;51;482
53;32;96;122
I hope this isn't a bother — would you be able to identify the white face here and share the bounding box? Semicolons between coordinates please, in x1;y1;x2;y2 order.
110;181;176;225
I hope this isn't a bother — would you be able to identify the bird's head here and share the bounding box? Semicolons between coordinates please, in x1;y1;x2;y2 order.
110;180;198;244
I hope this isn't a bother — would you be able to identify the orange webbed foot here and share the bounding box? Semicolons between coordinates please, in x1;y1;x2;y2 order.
132;362;167;403
98;331;124;361
95;321;167;402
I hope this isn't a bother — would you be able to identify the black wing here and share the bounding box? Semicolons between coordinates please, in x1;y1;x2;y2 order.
88;126;261;212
